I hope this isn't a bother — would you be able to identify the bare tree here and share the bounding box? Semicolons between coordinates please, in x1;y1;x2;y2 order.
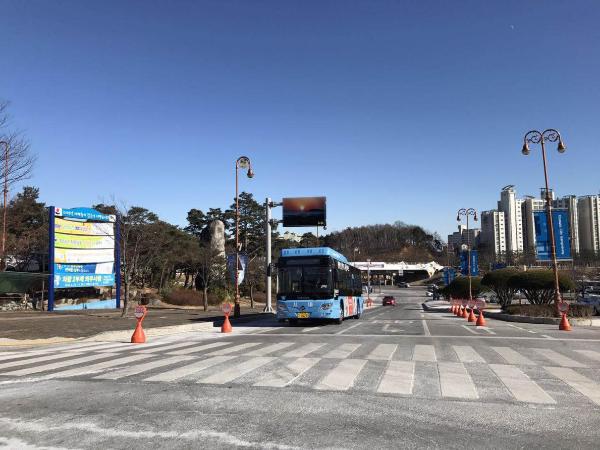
195;243;225;311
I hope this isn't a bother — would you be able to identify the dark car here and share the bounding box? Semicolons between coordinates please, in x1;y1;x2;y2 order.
397;282;410;288
382;296;396;306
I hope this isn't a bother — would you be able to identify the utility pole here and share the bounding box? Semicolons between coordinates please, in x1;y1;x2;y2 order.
264;198;281;313
0;141;8;271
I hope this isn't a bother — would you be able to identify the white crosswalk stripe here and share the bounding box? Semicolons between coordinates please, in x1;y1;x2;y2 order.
322;343;361;359
315;359;366;391
246;342;295;356
0;352;84;370
574;349;600;363
3;353;118;376
135;341;204;354
282;343;325;358
169;341;230;355
206;342;262;356
453;346;485;363
438;362;478;399
254;358;319;387
532;348;586;367
492;347;535;365
490;364;555;404
144;356;236;382
45;354;153;378
545;366;600;406
366;344;397;360
377;361;414;394
198;357;274;384
412;345;436;362
94;356;194;380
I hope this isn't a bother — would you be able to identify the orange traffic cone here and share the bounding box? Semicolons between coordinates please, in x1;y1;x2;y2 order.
455;306;460;316
458;306;464;317
559;313;571;331
131;320;146;343
462;307;469;319
221;314;233;333
476;309;486;326
468;308;477;322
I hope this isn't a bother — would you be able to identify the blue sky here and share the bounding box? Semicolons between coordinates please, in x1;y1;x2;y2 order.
1;0;599;239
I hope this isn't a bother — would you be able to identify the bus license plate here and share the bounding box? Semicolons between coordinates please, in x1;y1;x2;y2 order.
297;312;310;319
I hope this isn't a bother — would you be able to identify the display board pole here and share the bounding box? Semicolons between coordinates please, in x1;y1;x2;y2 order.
48;206;55;312
264;198;273;313
115;217;121;309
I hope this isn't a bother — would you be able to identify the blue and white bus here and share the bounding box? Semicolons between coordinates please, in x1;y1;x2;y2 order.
276;247;364;325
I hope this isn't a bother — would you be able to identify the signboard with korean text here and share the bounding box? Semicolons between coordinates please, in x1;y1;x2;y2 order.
48;206;120;311
459;250;479;276
533;210;571;261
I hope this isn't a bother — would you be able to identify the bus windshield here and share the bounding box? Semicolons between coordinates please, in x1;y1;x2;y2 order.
278;264;333;298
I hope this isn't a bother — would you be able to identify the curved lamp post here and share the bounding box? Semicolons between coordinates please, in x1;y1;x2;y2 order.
522;129;566;309
457;208;478;301
234;156;254;317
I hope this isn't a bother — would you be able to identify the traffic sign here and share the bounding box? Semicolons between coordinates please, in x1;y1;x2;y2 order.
134;305;146;319
476;299;486;309
221;303;232;315
558;302;570;313
468;299;476;308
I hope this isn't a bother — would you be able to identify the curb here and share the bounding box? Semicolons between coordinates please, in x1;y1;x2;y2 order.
422;302;600;327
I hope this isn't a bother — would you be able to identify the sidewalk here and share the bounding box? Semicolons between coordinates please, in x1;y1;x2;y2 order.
0;305;273;345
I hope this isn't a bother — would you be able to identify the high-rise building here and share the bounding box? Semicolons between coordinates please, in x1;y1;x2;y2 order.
578;195;600;254
480;210;506;256
498;185;524;253
447;225;480;251
555;195;579;254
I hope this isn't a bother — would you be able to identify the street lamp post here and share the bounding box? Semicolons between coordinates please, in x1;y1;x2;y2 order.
457;208;478;301
234;156;254;318
0;141;8;271
522;129;567;311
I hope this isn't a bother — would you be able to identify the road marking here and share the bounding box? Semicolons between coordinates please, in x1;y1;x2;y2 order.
541;335;556;340
283;343;326;358
301;327;321;333
492;347;536;365
169;341;230;355
254;358;319;387
95;341;176;353
46;354;152;378
532;348;586;367
377;361;415;394
366;344;397;361
453;346;485;363
322;343;361;359
136;341;202;354
197;357;274;384
144;356;236;382
315;359;367;391
251;333;600;342
0;352;85;371
574;349;600;363
461;325;479;335
438;362;478;399
335;322;363;335
480;327;496;335
490;364;555;404
545;366;600;406
421;320;431;336
412;345;436;362
206;342;261;356
94;356;194;380
4;353;117;376
246;342;294;356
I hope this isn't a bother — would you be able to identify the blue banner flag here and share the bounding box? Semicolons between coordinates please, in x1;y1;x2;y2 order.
443;267;456;285
54;273;115;288
534;210;571;261
460;251;479;276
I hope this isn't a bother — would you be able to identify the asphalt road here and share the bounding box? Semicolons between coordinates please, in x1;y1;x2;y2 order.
1;287;600;449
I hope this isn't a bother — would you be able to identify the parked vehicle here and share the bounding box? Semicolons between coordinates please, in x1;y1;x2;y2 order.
397;282;410;288
382;296;396;306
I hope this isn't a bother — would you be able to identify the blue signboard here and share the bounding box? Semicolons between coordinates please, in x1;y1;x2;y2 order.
534;210;571;261
55;263;114;275
443;267;456;285
55;207;115;223
54;273;115;289
460;250;479;276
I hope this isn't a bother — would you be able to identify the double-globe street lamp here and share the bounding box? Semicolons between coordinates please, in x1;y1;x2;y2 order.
457;208;478;301
234;156;254;318
521;129;567;310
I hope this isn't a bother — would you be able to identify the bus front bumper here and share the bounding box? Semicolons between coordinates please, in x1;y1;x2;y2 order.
276;300;337;320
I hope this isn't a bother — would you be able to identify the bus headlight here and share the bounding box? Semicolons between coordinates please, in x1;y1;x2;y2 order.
320;303;332;310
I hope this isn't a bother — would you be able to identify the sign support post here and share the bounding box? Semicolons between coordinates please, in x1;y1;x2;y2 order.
48;206;55;312
115;217;121;309
264;198;273;313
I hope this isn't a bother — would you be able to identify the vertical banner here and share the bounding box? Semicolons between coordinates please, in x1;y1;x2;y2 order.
443;267;456;285
460;251;479;276
534;210;571;261
227;253;248;285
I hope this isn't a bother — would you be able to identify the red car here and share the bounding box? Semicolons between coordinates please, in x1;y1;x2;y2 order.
382;296;396;306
